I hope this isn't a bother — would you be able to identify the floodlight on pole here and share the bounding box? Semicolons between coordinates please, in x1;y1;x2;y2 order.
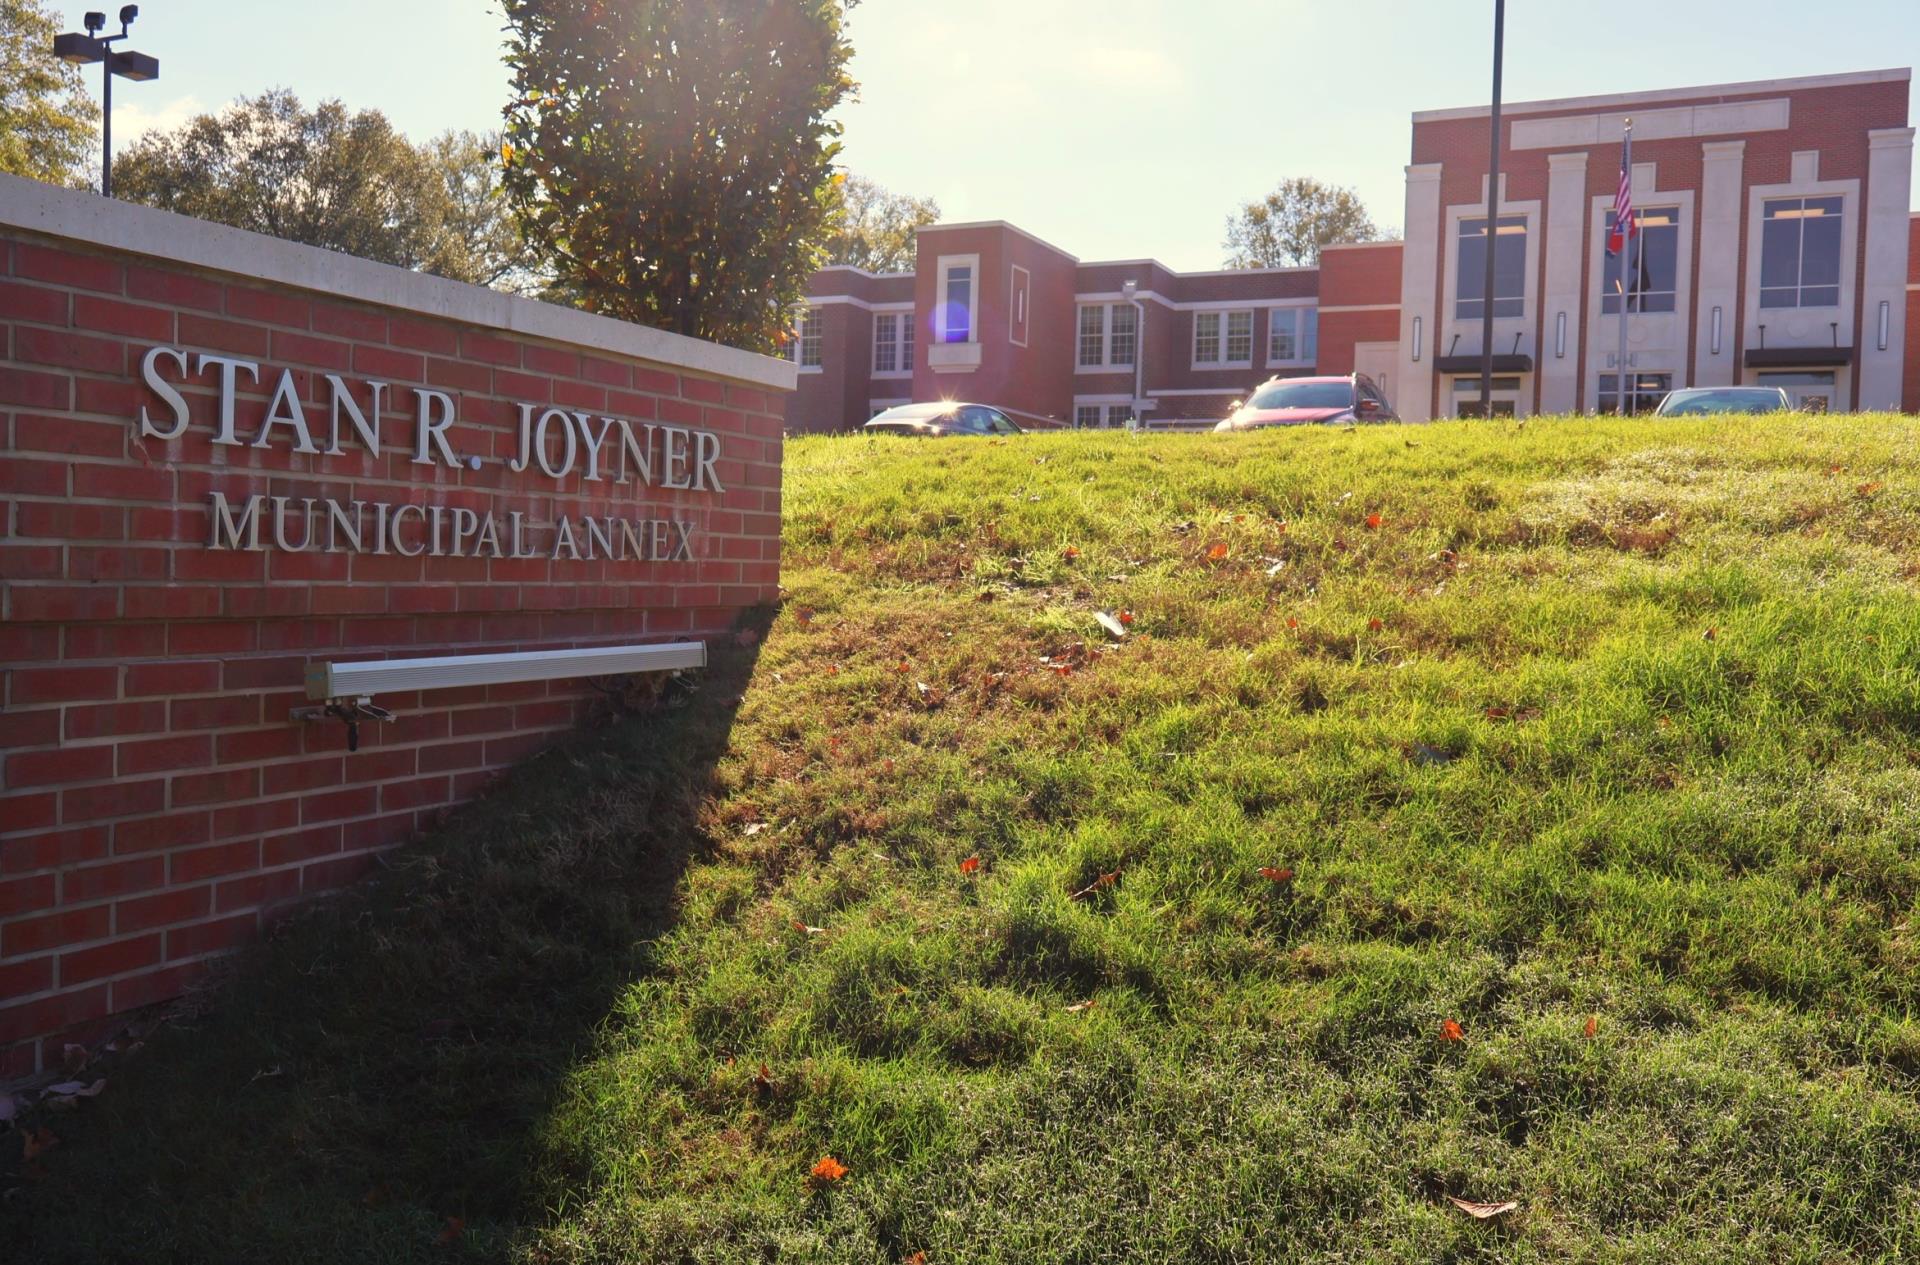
51;4;160;198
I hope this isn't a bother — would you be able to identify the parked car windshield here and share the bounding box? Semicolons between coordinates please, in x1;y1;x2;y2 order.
871;404;959;424
1655;388;1786;416
1247;381;1354;410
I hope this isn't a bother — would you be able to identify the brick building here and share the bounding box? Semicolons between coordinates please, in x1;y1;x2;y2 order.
787;67;1916;430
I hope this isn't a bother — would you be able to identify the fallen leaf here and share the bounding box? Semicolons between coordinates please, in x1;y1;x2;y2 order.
904;1253;928;1265
1286;617;1300;631
1265;559;1287;577
792;921;826;936
1206;542;1230;561
754;1063;774;1093
795;607;815;627
1365;512;1384;530
1065;1000;1098;1014
1051;663;1073;677
1484;706;1509;720
959;855;982;875
1702;626;1717;642
1118;610;1135;626
437;1216;465;1244
810;1155;849;1183
1440;1018;1466;1042
1367;617;1385;633
1447;1195;1518;1219
1094;611;1128;639
826;664;840;675
1858;481;1883;497
743;822;767;837
734;628;760;648
41;1079;105;1100
882;759;896;774
1069;871;1120;901
1062;545;1081;559
21;1127;58;1161
1583;1014;1598;1039
895;660;912;674
1259;866;1295;885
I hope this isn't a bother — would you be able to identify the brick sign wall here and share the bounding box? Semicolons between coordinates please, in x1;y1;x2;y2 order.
0;176;792;1080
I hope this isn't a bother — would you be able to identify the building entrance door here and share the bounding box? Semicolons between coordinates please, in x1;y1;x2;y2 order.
1757;371;1837;413
1353;341;1397;410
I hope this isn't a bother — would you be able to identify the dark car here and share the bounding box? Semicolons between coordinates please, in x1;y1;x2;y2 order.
1652;386;1792;417
863;402;1024;437
1214;374;1397;431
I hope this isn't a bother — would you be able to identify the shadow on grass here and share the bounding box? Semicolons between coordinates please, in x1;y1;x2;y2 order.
3;624;770;1265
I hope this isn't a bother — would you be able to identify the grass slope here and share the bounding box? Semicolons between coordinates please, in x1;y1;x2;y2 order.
10;416;1920;1263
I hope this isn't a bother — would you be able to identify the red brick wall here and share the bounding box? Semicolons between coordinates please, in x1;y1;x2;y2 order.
0;223;786;1080
1318;244;1403;380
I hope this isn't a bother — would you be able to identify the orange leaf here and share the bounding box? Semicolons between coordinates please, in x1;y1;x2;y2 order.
1583;1014;1598;1039
1858;481;1883;497
1069;871;1120;901
755;1062;774;1091
1702;626;1717;642
1367;617;1385;633
1286;617;1300;631
904;1254;928;1265
959;855;982;875
20;1126;58;1161
1365;512;1383;530
1446;1195;1518;1219
792;921;826;936
795;606;815;626
1065;999;1097;1013
437;1216;466;1245
811;1155;849;1182
1206;542;1230;561
896;660;912;673
1259;866;1295;884
1439;1018;1465;1042
1062;545;1081;559
1117;611;1135;626
826;664;840;675
1052;663;1073;677
1485;706;1509;720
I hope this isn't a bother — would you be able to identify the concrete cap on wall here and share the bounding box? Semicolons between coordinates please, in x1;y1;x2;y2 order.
0;172;799;393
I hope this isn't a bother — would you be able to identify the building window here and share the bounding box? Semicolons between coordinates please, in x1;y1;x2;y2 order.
874;313;899;374
1267;306;1319;364
1074;402;1134;429
1596;372;1673;415
1760;196;1843;309
1195;309;1254;367
1077;303;1138;369
901;313;914;371
1456;215;1527;320
785;307;822;369
1109;304;1137;367
1452;375;1522;418
1078;306;1106;367
938;258;977;343
1603;208;1680;314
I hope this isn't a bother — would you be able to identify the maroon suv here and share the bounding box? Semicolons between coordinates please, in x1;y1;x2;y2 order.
1214;374;1397;431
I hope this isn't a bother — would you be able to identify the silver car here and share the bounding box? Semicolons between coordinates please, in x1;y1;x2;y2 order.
1652;387;1791;417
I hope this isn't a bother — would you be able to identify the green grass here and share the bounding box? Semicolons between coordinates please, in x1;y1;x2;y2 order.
10;414;1920;1263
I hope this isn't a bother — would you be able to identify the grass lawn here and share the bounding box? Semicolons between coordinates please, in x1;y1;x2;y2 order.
9;414;1920;1263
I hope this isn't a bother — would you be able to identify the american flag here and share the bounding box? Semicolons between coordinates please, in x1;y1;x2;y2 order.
1607;147;1636;256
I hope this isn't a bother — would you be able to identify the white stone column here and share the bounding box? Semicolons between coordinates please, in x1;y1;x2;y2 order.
1539;152;1587;414
1859;127;1913;411
1694;140;1744;388
1396;163;1443;422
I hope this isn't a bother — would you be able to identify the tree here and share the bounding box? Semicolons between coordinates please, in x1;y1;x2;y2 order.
1223;178;1381;269
114;92;536;289
824;174;938;273
0;0;98;186
500;0;857;352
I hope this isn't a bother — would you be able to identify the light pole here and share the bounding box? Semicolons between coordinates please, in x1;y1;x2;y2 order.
1477;0;1505;420
53;6;161;199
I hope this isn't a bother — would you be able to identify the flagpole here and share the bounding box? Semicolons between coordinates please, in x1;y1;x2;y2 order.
1615;119;1633;416
1478;0;1505;420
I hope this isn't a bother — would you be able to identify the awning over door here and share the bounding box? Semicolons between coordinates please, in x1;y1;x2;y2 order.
1743;347;1852;369
1434;354;1534;374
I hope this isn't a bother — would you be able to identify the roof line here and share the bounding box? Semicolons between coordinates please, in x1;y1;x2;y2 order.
1412;66;1911;123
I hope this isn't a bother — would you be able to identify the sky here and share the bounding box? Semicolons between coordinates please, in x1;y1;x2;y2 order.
99;0;1919;272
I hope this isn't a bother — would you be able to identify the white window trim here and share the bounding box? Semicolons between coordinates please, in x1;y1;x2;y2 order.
1191;308;1255;372
1072;394;1136;429
1009;265;1031;349
1739;176;1860;369
1075;301;1139;374
935;253;980;345
787;304;823;374
870;305;914;380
